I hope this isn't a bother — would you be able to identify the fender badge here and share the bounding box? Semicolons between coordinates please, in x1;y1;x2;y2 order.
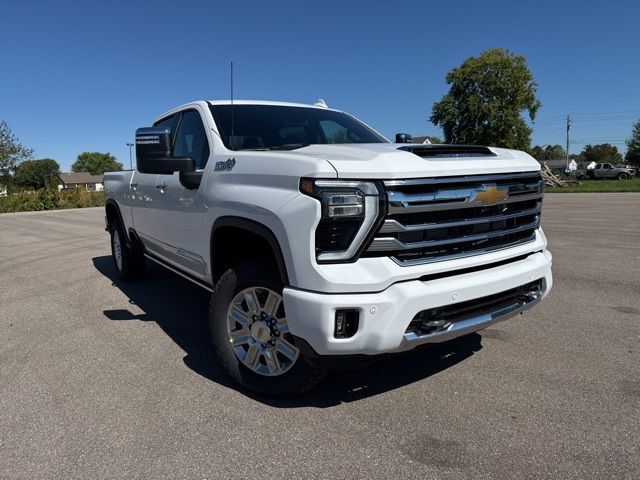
214;158;236;172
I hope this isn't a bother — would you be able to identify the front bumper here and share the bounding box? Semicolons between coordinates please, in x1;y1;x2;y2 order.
283;250;552;356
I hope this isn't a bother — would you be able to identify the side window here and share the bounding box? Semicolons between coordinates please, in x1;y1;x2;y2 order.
154;115;178;138
173;110;210;169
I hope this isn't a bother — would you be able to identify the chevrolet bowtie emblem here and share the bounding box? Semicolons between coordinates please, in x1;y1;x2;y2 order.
474;184;509;205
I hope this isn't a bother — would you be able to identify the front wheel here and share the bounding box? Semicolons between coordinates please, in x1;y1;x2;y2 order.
617;172;630;180
209;259;326;396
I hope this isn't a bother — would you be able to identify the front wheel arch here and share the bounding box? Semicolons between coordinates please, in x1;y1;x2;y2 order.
210;217;289;286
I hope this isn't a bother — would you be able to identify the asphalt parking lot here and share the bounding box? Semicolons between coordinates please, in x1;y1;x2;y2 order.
0;193;639;479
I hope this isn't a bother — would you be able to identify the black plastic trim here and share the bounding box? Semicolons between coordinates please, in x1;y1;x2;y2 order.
292;335;389;369
179;171;203;190
210;216;290;285
105;199;128;241
417;252;536;283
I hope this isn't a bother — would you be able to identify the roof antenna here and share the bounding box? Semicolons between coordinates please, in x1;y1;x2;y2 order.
230;61;235;147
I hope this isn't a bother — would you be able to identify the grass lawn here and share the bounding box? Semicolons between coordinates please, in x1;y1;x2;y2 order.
546;177;640;193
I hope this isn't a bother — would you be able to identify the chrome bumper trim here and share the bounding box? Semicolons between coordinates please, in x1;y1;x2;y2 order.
397;287;544;352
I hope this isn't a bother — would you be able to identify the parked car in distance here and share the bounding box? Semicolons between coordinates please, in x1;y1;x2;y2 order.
587;163;635;180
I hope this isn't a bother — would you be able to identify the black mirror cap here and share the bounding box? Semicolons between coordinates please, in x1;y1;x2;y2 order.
136;126;173;159
395;133;413;143
135;127;195;174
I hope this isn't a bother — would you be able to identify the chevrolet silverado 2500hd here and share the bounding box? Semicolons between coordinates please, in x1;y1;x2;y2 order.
104;100;553;395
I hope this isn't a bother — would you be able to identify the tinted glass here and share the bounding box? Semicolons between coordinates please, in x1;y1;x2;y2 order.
154;115;178;136
173;110;210;169
209;105;387;150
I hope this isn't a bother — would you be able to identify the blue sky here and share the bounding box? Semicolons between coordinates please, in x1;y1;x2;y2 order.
2;0;639;170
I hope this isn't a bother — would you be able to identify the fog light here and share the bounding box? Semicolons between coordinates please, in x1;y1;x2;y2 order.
334;309;359;338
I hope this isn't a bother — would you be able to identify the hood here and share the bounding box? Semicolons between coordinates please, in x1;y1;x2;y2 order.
292;143;540;179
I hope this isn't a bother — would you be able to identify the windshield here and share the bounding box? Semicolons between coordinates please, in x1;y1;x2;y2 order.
209;104;388;151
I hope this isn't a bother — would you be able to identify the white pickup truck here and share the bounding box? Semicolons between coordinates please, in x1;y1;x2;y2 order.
104;100;553;396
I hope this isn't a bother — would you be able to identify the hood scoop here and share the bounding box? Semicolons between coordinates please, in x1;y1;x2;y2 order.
398;145;497;158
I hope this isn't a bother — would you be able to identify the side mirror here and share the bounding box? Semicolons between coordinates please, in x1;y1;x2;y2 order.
135;127;195;175
395;133;414;143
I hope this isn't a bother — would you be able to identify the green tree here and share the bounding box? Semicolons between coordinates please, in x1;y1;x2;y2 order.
72;152;122;175
14;159;60;190
581;144;622;164
0;120;34;178
530;144;566;161
625;120;640;173
430;48;541;150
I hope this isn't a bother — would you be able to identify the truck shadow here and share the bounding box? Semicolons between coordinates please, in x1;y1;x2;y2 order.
93;255;483;408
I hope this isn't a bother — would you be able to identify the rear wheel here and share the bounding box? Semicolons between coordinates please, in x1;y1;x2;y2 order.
109;220;145;280
209;259;326;396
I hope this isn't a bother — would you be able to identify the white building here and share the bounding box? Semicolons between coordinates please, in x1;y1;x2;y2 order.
56;172;104;192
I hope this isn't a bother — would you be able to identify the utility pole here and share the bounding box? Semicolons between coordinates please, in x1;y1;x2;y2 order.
565;115;572;170
126;143;134;170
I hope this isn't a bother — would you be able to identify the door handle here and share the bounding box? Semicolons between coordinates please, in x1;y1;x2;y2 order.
156;183;168;190
130;182;138;190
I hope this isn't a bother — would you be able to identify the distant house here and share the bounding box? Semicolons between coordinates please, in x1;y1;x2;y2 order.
539;159;591;171
411;136;436;144
56;172;104;192
0;185;6;197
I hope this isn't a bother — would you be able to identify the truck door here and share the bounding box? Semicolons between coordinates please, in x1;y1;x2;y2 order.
594;164;603;177
129;169;157;237
143;108;211;281
130;113;177;250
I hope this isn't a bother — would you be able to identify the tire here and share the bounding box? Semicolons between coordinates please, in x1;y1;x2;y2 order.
617;172;630;180
109;220;145;281
209;259;326;396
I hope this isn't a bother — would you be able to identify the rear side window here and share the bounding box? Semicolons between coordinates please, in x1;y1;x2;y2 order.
173;110;210;169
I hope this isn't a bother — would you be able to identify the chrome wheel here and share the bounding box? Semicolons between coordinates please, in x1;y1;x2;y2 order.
226;287;299;376
112;229;123;271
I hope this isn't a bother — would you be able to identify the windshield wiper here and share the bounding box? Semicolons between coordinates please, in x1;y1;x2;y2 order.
268;143;310;150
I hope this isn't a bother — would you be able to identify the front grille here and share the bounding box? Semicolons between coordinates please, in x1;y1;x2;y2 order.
365;172;543;265
406;279;544;336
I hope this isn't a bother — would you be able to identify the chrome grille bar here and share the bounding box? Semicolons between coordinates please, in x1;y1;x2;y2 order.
369;218;540;251
378;203;542;233
388;190;542;214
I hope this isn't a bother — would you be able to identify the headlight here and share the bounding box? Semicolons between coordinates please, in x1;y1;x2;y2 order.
300;178;384;262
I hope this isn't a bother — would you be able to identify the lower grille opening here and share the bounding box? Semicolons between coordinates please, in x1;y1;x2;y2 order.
406;280;543;336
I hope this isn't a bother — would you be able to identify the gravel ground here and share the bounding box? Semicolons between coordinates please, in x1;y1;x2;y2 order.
0;193;638;479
